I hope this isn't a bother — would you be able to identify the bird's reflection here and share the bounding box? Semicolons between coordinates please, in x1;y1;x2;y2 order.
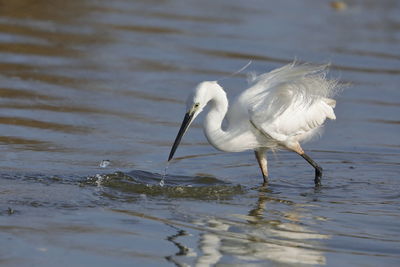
248;183;273;220
195;184;329;266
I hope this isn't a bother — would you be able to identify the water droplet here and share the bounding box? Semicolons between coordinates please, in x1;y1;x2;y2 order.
99;160;111;168
162;163;169;179
159;162;169;187
95;174;104;187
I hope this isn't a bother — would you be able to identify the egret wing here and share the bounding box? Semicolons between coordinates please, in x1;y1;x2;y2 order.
238;63;337;142
258;97;336;141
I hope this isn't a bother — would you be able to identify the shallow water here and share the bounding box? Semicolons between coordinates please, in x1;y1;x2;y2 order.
1;0;400;266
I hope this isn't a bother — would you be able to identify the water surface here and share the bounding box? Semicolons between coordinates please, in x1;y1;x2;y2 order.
1;0;399;266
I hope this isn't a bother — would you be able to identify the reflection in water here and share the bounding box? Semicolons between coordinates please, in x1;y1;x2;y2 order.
195;186;329;265
165;227;197;266
191;47;400;75
0;87;59;100
85;172;329;265
0;116;89;133
0;0;399;265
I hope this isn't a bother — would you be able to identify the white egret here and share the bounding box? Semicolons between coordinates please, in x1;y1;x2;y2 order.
168;62;338;186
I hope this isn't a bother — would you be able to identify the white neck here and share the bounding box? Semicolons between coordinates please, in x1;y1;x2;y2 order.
202;87;236;152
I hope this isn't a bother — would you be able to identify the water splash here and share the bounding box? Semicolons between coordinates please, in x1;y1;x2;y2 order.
160;163;170;187
99;160;111;168
93;174;105;187
83;170;245;199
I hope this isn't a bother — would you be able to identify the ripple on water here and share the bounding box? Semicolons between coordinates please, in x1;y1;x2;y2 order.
84;170;245;200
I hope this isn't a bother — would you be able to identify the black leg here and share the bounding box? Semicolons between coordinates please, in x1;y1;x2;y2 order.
300;153;323;187
254;149;268;184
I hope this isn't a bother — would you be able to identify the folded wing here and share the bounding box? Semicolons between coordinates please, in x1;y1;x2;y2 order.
236;62;338;142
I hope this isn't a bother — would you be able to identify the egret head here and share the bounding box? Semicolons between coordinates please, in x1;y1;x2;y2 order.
168;81;221;161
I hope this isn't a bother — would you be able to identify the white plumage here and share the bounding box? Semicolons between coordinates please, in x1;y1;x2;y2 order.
168;62;339;186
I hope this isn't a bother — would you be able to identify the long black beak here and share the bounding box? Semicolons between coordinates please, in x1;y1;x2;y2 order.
168;111;194;161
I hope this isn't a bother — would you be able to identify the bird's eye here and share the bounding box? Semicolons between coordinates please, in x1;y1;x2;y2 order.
194;103;200;108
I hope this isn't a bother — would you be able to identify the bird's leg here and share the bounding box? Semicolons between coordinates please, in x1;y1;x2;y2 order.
254;148;268;184
290;143;322;186
301;153;323;186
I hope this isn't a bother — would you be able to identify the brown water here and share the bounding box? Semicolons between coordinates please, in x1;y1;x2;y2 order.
1;0;400;266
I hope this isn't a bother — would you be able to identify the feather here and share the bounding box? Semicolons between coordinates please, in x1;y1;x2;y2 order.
230;62;338;145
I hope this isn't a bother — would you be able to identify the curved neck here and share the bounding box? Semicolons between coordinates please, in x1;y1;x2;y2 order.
203;89;233;152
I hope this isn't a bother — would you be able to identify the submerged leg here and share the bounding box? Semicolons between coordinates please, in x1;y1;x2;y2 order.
254;148;268;183
290;143;323;186
301;153;323;186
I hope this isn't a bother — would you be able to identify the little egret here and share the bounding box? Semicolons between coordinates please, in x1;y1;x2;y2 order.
168;62;338;186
